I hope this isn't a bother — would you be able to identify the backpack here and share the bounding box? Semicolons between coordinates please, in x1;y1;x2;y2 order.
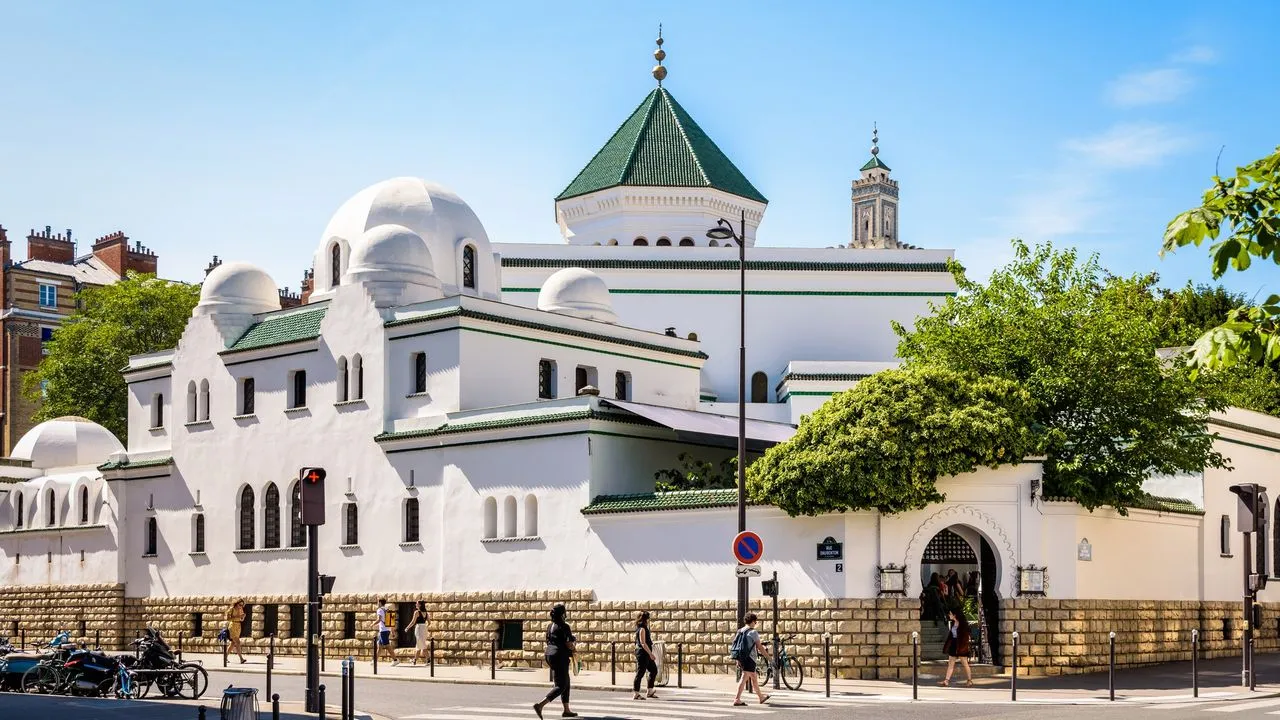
729;628;750;660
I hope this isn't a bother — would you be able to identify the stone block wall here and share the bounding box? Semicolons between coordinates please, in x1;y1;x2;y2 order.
0;583;126;649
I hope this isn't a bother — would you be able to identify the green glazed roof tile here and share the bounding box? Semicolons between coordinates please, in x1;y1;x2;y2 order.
860;156;891;172
1043;493;1203;516
582;488;761;515
98;456;173;471
557;88;767;204
375;406;657;443
224;305;329;354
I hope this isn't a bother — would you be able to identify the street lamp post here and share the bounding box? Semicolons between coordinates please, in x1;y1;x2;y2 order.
707;210;749;625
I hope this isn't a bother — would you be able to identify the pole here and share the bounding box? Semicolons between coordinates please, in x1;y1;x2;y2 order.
1192;628;1199;698
347;655;355;720
1108;631;1115;701
430;638;435;677
373;634;379;675
611;641;617;685
267;633;275;702
1250;635;1257;691
318;684;326;720
911;630;919;700
491;637;497;680
271;692;280;720
178;631;184;661
321;633;326;672
771;571;780;690
824;634;831;698
222;636;228;667
96;629;100;650
677;643;683;688
736;209;748;626
1011;631;1019;701
305;523;320;713
341;659;349;720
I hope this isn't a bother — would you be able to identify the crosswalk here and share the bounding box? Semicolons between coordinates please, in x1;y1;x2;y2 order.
1146;696;1280;713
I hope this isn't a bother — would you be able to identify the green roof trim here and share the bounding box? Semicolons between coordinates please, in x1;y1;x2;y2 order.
1043;493;1203;516
583;488;761;515
500;257;949;273
557;88;767;204
97;456;174;472
375;407;657;443
223;305;329;354
860;156;891;172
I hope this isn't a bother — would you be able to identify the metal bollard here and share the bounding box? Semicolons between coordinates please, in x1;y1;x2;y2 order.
824;633;831;698
198;707;206;720
491;637;497;680
266;634;275;702
1011;631;1020;702
318;684;327;720
321;633;326;672
1192;628;1199;697
20;629;24;650
96;629;101;650
430;638;435;677
341;659;350;720
912;631;919;701
372;635;378;675
222;637;228;667
1250;636;1256;691
677;643;683;688
611;641;617;685
272;692;280;720
348;655;356;720
1109;631;1116;701
178;631;184;661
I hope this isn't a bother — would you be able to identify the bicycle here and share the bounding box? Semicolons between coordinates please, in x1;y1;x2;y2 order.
762;634;804;690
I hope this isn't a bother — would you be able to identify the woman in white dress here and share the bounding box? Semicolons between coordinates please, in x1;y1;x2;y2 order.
405;601;430;665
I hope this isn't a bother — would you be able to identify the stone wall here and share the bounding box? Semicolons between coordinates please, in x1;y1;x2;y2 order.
0;583;126;649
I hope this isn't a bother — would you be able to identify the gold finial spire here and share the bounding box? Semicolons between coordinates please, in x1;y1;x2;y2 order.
652;24;667;86
871;122;879;156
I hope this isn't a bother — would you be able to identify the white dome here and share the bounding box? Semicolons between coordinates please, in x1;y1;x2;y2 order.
343;224;443;307
537;267;618;324
11;416;124;470
195;262;281;317
315;177;499;300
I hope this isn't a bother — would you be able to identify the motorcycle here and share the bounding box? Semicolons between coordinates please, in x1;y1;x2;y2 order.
23;647;127;696
129;628;208;699
0;633;75;692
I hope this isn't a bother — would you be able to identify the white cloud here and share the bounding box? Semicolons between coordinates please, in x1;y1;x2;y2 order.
1172;45;1216;64
1106;68;1193;107
1063;122;1191;169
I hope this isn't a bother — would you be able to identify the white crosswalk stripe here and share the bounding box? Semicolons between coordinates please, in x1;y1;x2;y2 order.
400;690;871;719
1205;697;1280;713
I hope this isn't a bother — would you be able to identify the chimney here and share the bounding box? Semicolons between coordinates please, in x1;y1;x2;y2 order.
91;231;158;278
300;268;315;304
204;255;222;277
279;286;301;309
26;226;76;263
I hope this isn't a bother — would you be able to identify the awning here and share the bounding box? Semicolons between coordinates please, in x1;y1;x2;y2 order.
602;399;795;451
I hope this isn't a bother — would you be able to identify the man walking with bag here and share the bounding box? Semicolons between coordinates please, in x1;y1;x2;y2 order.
730;613;770;706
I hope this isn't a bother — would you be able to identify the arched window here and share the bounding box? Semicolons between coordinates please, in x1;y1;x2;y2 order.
289;482;305;548
462;245;476;289
679;237;695;246
290;370;307;409
538;359;556;399
575;367;588;394
152;393;165;429
199;379;210;421
607;239;618;246
404;498;420;543
263;483;281;549
750;372;769;403
240;377;255;415
337;357;349;402
352;355;364;400
502;496;517;538
633;238;648;246
614;371;630;400
15;493;24;529
656;237;671;246
343;503;359;545
186;381;197;423
330;242;342;288
239;487;255;550
524;495;538;537
46;489;56;526
709;239;719;247
193;513;205;553
412;352;427;394
144;517;157;556
79;486;89;524
482;497;497;539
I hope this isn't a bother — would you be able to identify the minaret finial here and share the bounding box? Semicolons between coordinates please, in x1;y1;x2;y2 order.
652;25;667;87
871;122;879;156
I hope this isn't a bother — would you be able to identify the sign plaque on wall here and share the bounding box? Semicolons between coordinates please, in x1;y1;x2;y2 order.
1077;538;1092;562
817;536;843;561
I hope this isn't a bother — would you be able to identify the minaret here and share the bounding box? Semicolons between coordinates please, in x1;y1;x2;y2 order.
850;124;901;249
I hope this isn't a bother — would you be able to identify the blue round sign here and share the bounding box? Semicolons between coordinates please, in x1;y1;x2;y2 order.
733;531;764;565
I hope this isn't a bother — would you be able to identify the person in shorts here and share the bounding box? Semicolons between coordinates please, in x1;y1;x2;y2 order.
374;599;397;666
731;613;770;706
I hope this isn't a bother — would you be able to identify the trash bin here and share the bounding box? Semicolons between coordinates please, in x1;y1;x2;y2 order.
653;640;669;687
220;687;258;720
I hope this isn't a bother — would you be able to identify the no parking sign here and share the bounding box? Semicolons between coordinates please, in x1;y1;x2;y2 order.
732;531;764;565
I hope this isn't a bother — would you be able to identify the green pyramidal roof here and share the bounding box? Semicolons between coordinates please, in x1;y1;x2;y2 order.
556;88;767;204
860;155;891;172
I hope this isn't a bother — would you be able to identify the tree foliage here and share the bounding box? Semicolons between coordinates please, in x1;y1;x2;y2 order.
1161;146;1280;371
747;366;1035;516
24;273;200;442
653;453;736;492
895;241;1226;511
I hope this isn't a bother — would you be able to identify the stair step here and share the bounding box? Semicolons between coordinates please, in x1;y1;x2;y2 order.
919;660;1000;678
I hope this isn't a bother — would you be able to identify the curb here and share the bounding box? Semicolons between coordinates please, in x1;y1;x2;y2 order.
208;663;665;693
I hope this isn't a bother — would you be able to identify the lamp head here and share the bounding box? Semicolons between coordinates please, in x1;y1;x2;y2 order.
706;219;736;241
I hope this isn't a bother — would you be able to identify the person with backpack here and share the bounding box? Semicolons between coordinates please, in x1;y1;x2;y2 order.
632;611;658;700
533;603;577;718
730;613;770;706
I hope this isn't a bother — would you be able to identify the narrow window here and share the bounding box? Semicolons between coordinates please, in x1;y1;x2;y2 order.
199;379;210;421
524;495;538;537
144;517;157;556
330;242;342;288
656;237;671;246
263;483;281;549
289;483;305;548
337;357;349;402
412;352;427;394
575;367;588;394
679;237;695;246
462;245;476;289
750;371;768;403
192;613;204;638
502;496;517;538
405;498;420;543
483;497;497;539
352;355;364;400
633;238;648;246
262;605;279;637
241;377;255;415
194;513;205;553
342;611;357;639
46;489;56;526
538;359;555;399
709;239;719;247
498;620;524;650
291;370;307;409
1221;514;1231;556
15;494;23;529
79;486;89;524
152;393;165;428
239;487;255;550
38;283;57;308
343;503;358;545
186;381;197;423
614;371;630;400
1274;499;1280;577
289;604;306;638
240;605;253;639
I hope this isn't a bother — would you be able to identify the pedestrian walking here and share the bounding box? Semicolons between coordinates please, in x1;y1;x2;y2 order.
730;613;770;706
533;603;577;718
939;609;974;687
373;599;398;666
404;600;430;666
632;611;658;700
225;599;247;664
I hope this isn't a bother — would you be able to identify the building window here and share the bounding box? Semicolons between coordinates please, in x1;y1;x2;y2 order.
262;605;279;637
1274;500;1280;577
193;513;205;553
79;486;89;525
709;239;719;247
412;352;427;394
462;245;476;289
38;284;57;308
144;517;157;556
679;237;695;246
199;379;210;421
15;494;23;529
750;372;768;403
192;613;204;638
289;604;306;638
574;366;598;394
502;496;517;538
240;605;253;639
40;327;53;355
290;370;307;409
483;497;497;539
524;494;538;537
615;371;630;400
342;611;357;639
352;355;364;400
151;393;165;429
289;483;305;548
498;620;524;651
404;498;420;543
46;488;56;526
538;359;556;399
656;237;671;246
343;503;358;545
1222;514;1231;556
330;242;342;288
263;483;281;549
337;357;349;402
633;238;648;246
240;377;255;415
239;487;255;550
186;382;198;423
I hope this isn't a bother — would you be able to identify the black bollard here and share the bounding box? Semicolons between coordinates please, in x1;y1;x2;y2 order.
318;684;326;720
266;634;275;702
824;634;831;698
611;641;617;685
1109;631;1116;701
1011;631;1020;702
20;629;24;650
1192;628;1199;698
341;659;350;720
178;631;184;661
912;630;919;701
347;656;356;720
96;629;101;650
1250;636;1257;691
272;693;280;720
372;635;378;675
222;637;228;667
321;633;326;672
430;638;435;677
198;706;206;720
490;637;497;680
677;643;683;688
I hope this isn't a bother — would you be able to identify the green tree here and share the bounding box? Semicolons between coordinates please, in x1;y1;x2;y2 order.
747;366;1035;516
1161;146;1280;371
24;273;200;442
895;240;1226;512
653;453;736;492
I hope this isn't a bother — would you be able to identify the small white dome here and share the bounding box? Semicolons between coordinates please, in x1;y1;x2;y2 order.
11;416;124;470
343;224;443;307
537;267;618;324
195;262;281;317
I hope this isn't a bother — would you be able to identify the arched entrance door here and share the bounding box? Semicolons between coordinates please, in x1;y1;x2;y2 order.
917;525;1000;664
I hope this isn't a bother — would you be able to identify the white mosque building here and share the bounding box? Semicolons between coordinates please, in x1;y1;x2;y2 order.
2;42;1280;678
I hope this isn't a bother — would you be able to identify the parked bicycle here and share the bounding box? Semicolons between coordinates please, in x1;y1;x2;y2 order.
762;634;804;690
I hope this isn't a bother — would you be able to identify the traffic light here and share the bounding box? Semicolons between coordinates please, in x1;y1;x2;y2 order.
318;574;336;596
300;467;327;525
761;579;779;597
1230;484;1267;534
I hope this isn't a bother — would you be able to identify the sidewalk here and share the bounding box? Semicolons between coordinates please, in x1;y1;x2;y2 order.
181;651;1280;705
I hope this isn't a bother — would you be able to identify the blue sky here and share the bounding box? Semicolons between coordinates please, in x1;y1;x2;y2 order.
1;1;1277;299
